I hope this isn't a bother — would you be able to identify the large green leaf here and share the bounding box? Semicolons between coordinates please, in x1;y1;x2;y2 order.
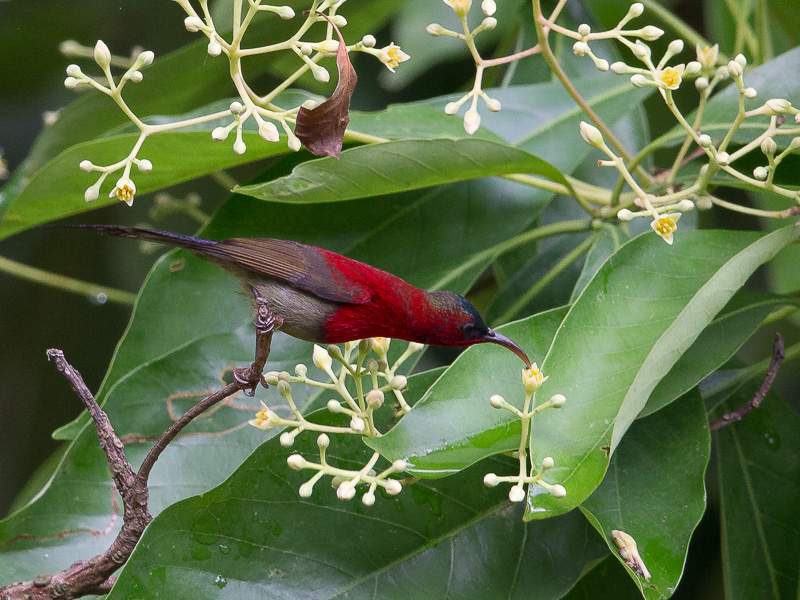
640;290;788;418
581;390;710;600
715;391;800;600
106;418;607;599
235;138;568;203
367;228;800;522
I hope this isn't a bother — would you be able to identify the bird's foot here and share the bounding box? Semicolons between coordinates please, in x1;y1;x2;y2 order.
234;289;283;396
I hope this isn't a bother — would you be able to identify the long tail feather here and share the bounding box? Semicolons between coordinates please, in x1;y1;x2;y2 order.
47;224;216;252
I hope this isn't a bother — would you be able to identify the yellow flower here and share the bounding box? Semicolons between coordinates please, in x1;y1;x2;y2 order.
378;44;410;73
650;213;681;245
522;363;548;393
443;0;472;17
249;401;278;430
658;64;684;90
695;43;719;72
109;176;136;206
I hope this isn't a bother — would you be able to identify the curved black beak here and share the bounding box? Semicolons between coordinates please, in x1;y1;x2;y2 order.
483;329;531;367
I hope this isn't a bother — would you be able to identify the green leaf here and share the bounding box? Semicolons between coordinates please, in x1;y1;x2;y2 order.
715;391;800;600
107;419;606;599
367;227;800;523
234;138;569;204
570;226;625;303
559;557;643;600
581;389;710;600
640;290;788;418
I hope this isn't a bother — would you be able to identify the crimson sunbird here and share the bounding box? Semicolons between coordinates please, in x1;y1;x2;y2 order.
82;225;531;366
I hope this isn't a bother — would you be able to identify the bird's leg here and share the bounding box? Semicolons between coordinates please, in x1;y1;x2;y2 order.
234;287;283;396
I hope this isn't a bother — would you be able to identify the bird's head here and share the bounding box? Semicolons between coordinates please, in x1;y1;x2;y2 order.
424;291;531;367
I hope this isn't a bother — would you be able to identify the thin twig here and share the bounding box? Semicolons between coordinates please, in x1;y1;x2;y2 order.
0;306;278;600
710;332;785;432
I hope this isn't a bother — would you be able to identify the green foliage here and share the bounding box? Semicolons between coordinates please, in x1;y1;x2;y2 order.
2;1;800;599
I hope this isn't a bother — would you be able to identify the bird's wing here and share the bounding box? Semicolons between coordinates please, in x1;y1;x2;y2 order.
212;238;372;304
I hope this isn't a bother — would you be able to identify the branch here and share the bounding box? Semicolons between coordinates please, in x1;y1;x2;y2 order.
710;332;785;432
0;308;278;600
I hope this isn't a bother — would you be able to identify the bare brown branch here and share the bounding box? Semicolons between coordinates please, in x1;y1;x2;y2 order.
710;332;785;432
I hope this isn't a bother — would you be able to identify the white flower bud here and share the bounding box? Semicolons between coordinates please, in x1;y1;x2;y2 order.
481;17;497;30
313;344;333;372
489;394;505;409
391;375;407;390
300;44;313;56
184;16;204;32
84;185;100;203
277;380;291;399
753;166;768;180
211;127;228;141
677;199;695;212
550;484;567;498
337;481;356;501
542;456;555;469
366;389;384;408
765;98;792;114
79;160;94;172
66;64;82;78
298;482;314;498
361;491;376;506
392;459;407;472
578;24;591;37
463;109;481;135
280;432;294;447
444;101;460;115
508;485;525;502
409;342;425;353
288;135;302;152
735;53;747;67
361;34;376;48
485;97;501;112
384;479;402;495
287;454;307;470
317;39;340;55
610;61;629;74
481;0;496;15
727;60;743;78
317;433;330;449
628;3;644;18
327;399;342;413
696;195;713;210
617;209;634;221
549;393;566;408
668;39;684;55
137;50;155;66
630;74;649;87
64;77;79;89
301;99;318;110
350;416;365;432
207;39;222;56
697;134;712;148
743;87;757;99
695;77;709;91
684;61;702;76
638;26;663;42
716;151;730;166
292;364;306;378
761;137;777;155
789;137;800;150
233;139;246;155
311;64;330;83
277;6;295;19
426;23;445;36
137;159;153;172
795;113;800;124
94;40;111;70
331;15;347;27
715;65;730;80
593;57;609;72
579;121;605;148
129;70;143;83
572;41;589;57
483;473;499;487
229;101;245;115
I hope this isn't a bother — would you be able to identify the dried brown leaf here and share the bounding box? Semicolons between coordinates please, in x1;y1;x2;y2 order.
294;14;357;158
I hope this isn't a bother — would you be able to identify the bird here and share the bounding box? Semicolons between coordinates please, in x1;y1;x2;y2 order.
75;225;531;366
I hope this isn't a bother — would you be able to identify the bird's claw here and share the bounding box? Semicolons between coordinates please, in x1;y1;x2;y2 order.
233;367;269;396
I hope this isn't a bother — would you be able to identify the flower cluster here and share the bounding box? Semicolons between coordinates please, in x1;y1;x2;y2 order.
250;337;424;504
482;363;567;503
62;0;410;206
